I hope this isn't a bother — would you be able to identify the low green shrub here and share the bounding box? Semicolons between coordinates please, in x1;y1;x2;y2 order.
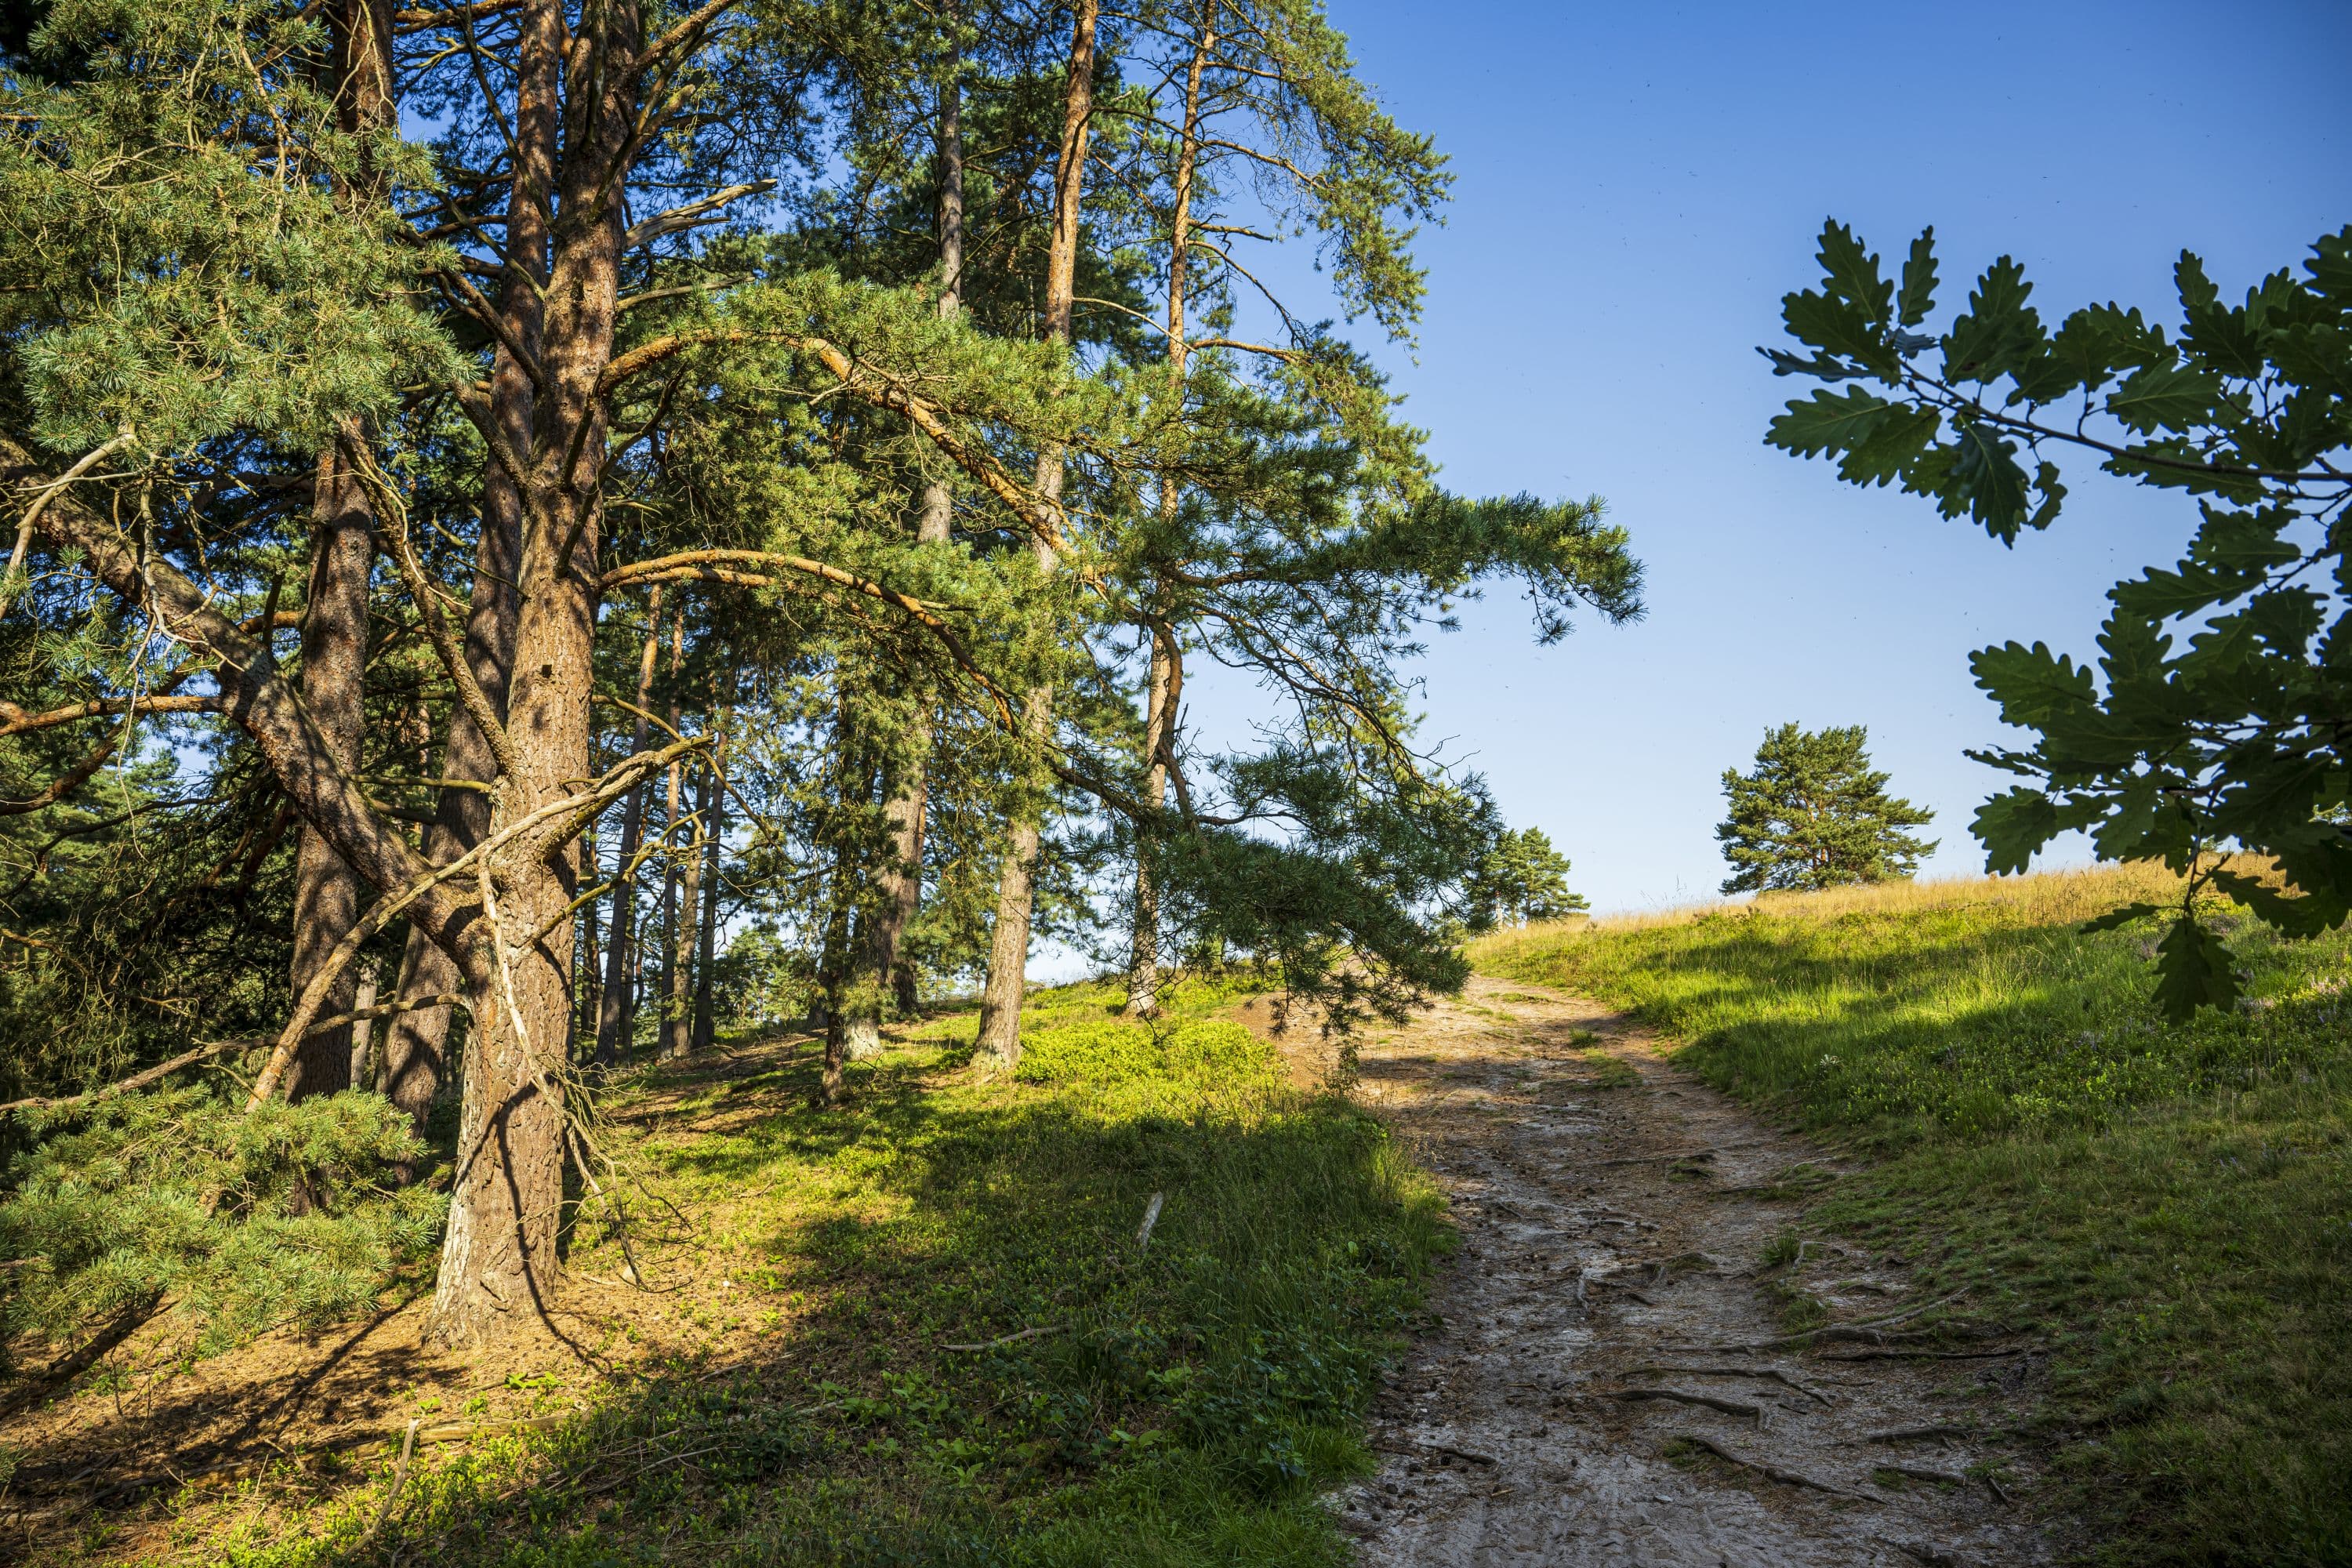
0;1084;443;1366
1015;1018;1283;1090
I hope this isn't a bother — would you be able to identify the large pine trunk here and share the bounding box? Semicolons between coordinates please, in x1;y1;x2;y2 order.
975;0;1098;1069
379;0;547;1145
284;430;375;1098
283;0;397;1100
1126;9;1213;1020
426;0;632;1345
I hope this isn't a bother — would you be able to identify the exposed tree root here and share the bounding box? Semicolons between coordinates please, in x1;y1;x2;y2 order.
1666;1432;1867;1499
1636;1363;1833;1406
1611;1386;1763;1420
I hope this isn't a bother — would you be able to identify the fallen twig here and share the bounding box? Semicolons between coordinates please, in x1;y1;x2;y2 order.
372;1419;419;1534
1847;1425;1968;1446
1817;1346;2028;1363
942;1324;1059;1352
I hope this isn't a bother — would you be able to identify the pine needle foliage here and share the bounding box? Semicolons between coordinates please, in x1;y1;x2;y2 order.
0;1085;441;1365
1715;722;1936;895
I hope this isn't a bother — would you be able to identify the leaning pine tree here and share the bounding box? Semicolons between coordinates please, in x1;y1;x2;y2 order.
1716;724;1935;895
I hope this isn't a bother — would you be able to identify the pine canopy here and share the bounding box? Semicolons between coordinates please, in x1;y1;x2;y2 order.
1715;724;1936;895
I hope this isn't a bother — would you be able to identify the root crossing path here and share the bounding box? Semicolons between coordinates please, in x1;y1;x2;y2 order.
1329;976;2050;1568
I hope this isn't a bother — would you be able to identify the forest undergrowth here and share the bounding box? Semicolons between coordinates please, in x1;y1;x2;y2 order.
1471;865;2352;1567
24;974;1447;1567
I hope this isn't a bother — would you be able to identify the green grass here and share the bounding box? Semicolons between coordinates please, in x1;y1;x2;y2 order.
151;973;1446;1568
1471;867;2352;1566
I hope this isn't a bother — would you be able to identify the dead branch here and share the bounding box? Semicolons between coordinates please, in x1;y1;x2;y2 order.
0;993;466;1116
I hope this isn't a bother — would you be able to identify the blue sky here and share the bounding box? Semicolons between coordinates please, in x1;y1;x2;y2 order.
1196;0;2352;915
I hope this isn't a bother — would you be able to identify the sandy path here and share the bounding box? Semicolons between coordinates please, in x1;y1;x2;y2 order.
1327;975;2050;1568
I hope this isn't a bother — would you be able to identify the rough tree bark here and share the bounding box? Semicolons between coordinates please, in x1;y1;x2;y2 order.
975;0;1097;1069
689;695;729;1054
284;428;376;1098
662;753;708;1058
425;0;635;1345
283;0;397;1099
378;0;550;1145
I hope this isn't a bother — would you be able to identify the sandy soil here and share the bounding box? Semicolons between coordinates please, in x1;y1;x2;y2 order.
1322;975;2053;1568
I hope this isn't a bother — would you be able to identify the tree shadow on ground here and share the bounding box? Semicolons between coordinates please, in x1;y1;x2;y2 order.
12;1022;1447;1568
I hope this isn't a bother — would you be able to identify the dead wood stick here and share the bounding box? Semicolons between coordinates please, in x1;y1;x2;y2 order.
942;1323;1059;1352
1817;1347;2027;1363
1668;1432;1866;1499
1872;1462;1969;1486
373;1419;420;1534
0;994;469;1116
1610;1387;1762;1420
410;1412;574;1443
1592;1148;1718;1167
1847;1425;1969;1445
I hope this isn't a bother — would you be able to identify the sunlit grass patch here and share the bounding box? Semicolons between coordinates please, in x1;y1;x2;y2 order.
170;971;1445;1568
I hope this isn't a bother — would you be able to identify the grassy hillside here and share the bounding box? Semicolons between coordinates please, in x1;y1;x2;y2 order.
101;975;1445;1568
1471;867;2352;1566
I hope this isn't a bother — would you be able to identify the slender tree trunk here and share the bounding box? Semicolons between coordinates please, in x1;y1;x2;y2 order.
857;57;967;1044
655;601;685;1054
1127;9;1212;1017
348;960;382;1090
577;821;601;1056
379;0;548;1148
427;0;633;1345
663;755;709;1058
975;0;1097;1070
690;698;729;1054
284;430;376;1098
597;588;662;1064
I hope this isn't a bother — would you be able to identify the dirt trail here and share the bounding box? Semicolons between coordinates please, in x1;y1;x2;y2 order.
1327;975;2050;1568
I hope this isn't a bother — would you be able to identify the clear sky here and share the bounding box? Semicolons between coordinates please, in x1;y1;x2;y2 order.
1210;0;2352;915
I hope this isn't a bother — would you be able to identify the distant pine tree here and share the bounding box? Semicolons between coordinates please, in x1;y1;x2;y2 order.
1716;724;1936;895
1470;827;1589;927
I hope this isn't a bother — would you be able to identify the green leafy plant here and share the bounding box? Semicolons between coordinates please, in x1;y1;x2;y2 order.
1764;220;2352;1015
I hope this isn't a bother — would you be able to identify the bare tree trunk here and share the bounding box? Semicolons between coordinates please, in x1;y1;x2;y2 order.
1127;9;1212;1018
577;821;600;1057
975;0;1097;1070
284;430;375;1099
655;601;686;1055
427;0;633;1345
690;698;729;1055
348;960;382;1089
662;756;709;1058
859;56;966;1043
379;0;546;1146
596;588;662;1064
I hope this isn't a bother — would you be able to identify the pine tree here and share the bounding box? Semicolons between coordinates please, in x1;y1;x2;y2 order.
1468;827;1587;927
1716;724;1936;895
